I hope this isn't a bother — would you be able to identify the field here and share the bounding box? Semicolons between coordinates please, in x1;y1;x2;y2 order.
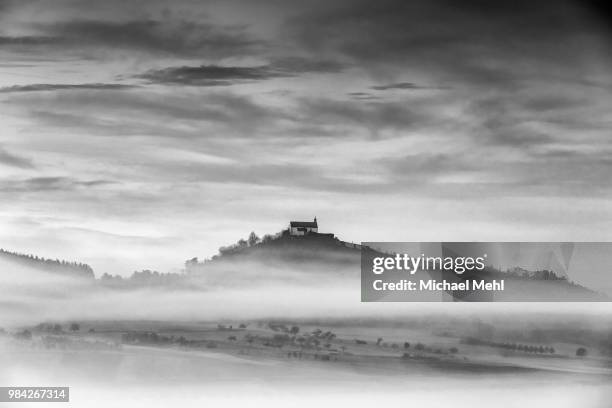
2;318;612;408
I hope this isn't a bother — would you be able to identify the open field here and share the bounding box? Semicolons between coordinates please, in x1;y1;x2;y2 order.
2;318;612;407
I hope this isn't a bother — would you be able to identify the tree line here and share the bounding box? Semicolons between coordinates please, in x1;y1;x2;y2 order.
462;337;556;354
0;248;94;279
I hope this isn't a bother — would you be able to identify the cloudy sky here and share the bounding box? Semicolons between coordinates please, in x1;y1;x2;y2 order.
1;0;611;275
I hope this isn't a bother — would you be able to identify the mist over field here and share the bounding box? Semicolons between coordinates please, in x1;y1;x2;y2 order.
2;251;612;408
2;256;612;327
1;346;611;408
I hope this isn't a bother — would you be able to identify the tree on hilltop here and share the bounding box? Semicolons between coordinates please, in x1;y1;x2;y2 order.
248;232;260;246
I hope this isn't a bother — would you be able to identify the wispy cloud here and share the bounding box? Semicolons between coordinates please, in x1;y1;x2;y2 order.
8;89;286;138
137;65;289;86
271;57;346;74
0;177;116;192
0;147;34;169
137;58;345;86
347;92;380;100
0;36;58;46
370;82;450;91
33;19;260;57
0;83;135;93
299;97;433;133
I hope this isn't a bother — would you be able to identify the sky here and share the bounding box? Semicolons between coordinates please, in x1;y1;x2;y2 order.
0;0;611;276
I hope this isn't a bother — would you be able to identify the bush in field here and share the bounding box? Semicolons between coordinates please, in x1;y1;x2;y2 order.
15;329;32;340
121;331;175;344
273;333;290;341
576;347;588;357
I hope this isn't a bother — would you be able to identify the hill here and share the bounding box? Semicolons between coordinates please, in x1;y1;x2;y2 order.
181;230;362;286
0;248;95;280
1;227;608;301
206;230;360;264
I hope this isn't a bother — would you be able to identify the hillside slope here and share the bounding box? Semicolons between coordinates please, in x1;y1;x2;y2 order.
0;248;94;280
209;231;361;264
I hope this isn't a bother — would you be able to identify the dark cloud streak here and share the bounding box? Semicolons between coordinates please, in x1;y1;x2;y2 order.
137;65;289;86
0;148;34;169
138;58;346;86
371;82;450;91
0;83;135;93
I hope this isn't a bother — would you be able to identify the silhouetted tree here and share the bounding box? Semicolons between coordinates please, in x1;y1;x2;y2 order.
185;257;199;270
248;232;260;246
